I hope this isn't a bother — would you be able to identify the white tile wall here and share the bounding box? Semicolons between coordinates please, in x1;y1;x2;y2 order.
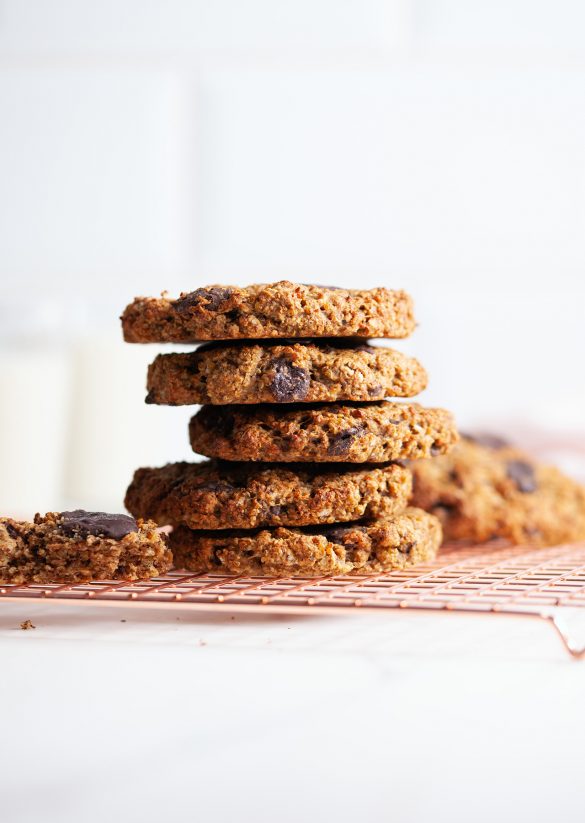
0;66;191;298
194;64;585;280
0;0;584;512
415;0;585;53
0;0;410;54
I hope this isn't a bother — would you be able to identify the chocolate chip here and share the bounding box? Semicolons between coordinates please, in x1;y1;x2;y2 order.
367;385;383;397
174;287;233;314
328;425;364;456
145;391;156;404
59;511;139;540
270;358;310;402
430;445;443;456
322;526;351;545
322;524;366;546
203;409;234;438
463;432;510;449
186;355;202;375
268;505;284;517
506;460;537;493
197;480;235;494
4;522;19;540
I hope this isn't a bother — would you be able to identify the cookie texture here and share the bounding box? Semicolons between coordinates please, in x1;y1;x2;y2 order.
410;435;585;547
170;507;441;576
189;401;458;464
0;510;172;584
125;460;412;530
145;340;427;406
122;281;415;343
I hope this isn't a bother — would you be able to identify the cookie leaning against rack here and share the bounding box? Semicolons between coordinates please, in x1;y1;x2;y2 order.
411;434;585;547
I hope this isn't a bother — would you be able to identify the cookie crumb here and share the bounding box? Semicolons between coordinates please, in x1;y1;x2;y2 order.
20;620;35;630
120;619;126;623
198;639;207;647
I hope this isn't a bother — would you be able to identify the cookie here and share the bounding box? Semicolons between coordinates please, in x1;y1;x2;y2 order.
125;460;412;530
410;434;585;547
189;401;458;463
145;339;427;406
122;281;415;343
170;507;441;576
0;510;172;585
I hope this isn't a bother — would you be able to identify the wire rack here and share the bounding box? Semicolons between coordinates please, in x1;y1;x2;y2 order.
3;539;585;657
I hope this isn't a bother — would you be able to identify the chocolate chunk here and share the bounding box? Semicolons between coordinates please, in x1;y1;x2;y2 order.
174;287;233;314
269;358;310;402
430;445;442;456
59;510;139;540
463;432;510;449
197;480;235;494
4;522;19;540
322;524;366;546
322;525;351;545
367;385;383;397
328;425;364;456
506;460;537;493
203;409;234;438
145;391;156;404
268;505;284;517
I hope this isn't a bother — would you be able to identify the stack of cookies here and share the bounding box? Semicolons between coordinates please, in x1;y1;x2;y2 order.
122;282;458;576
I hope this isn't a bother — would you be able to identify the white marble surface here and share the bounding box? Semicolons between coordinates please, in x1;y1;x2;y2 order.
1;602;584;823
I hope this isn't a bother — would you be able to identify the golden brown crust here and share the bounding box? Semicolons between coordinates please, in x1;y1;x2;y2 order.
170;507;441;576
410;436;585;546
0;512;172;584
145;341;427;405
121;281;416;343
125;460;412;530
189;401;458;463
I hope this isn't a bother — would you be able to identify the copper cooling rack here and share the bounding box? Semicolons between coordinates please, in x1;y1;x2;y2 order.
3;540;585;657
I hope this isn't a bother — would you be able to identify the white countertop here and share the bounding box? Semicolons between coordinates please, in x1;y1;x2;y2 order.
1;602;584;823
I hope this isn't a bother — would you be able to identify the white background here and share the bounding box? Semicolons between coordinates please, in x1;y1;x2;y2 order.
2;6;585;821
1;0;585;514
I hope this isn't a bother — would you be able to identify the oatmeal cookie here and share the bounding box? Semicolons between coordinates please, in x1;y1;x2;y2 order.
125;460;412;530
145;339;427;405
122;281;415;343
0;510;172;584
170;507;441;576
410;434;585;546
189;401;458;463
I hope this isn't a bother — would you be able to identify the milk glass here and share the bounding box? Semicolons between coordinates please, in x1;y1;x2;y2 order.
0;301;71;517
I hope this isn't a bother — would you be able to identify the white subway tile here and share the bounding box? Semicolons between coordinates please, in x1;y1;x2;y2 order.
0;67;191;298
194;64;585;286
415;0;585;53
0;0;411;55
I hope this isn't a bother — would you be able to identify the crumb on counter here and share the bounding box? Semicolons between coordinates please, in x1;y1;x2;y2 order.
20;620;36;630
